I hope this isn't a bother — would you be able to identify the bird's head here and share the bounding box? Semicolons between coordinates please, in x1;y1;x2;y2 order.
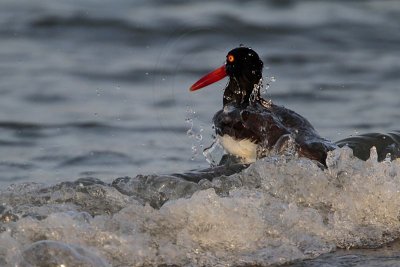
190;46;264;106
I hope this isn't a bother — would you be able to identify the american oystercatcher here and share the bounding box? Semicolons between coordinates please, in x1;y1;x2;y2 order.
190;46;336;165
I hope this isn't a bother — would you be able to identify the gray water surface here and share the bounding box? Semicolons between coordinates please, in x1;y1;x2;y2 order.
1;1;400;266
1;0;399;184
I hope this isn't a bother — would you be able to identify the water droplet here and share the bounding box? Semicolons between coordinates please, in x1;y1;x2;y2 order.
186;129;194;137
195;134;203;141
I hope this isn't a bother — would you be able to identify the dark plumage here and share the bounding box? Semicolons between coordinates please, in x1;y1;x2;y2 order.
191;46;337;165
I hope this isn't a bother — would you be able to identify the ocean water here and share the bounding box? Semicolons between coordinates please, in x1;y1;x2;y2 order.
1;0;400;266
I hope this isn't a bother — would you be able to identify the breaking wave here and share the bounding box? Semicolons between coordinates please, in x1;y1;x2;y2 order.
1;147;400;266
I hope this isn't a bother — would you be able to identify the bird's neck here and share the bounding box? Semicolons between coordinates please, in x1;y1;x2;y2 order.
223;76;262;107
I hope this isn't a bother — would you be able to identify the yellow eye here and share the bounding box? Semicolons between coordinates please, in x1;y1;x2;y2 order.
227;55;234;63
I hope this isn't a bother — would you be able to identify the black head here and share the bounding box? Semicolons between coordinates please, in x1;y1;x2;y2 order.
190;46;264;106
223;47;264;106
225;47;263;85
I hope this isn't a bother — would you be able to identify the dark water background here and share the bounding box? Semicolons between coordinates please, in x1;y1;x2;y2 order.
1;1;400;266
1;0;399;185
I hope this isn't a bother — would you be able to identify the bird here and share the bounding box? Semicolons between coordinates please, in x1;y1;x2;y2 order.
189;46;337;166
336;131;400;161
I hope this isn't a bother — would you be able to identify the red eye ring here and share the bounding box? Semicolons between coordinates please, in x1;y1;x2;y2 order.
227;55;234;63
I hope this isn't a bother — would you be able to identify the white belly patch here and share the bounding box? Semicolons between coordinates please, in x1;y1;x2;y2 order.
218;135;258;163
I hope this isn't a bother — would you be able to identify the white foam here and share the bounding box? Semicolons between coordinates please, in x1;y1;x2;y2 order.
1;147;400;265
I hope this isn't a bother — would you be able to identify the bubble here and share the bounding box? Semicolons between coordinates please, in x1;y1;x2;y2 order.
195;134;203;141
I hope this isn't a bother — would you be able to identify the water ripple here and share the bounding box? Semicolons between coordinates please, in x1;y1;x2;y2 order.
58;151;134;167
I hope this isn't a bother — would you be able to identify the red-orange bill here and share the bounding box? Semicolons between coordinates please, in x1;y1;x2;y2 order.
189;65;227;91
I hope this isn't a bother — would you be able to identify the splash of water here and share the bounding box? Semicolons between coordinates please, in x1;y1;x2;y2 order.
249;78;263;103
261;75;276;96
202;137;225;166
249;75;276;104
185;106;204;160
2;148;400;266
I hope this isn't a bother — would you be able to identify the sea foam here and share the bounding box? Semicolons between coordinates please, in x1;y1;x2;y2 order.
1;147;400;266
